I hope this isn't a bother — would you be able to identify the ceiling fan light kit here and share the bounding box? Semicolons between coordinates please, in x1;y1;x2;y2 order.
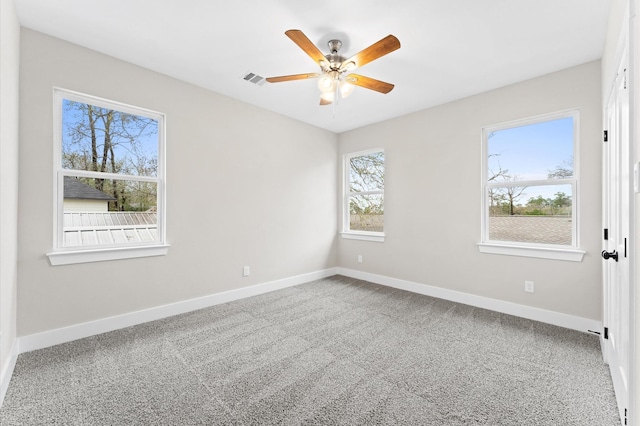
266;29;400;106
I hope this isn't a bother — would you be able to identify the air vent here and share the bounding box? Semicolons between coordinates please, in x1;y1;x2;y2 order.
242;72;266;86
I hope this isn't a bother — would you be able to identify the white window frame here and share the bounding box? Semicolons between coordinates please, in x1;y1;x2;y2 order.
478;110;585;262
47;88;169;265
341;148;385;242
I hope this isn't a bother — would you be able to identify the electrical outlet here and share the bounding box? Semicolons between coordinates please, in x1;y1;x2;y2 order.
243;266;250;277
524;280;534;293
357;255;363;263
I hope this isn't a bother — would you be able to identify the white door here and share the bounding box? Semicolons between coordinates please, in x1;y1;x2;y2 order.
603;45;630;426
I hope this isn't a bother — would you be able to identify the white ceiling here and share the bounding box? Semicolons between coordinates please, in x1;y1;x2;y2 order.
14;0;611;134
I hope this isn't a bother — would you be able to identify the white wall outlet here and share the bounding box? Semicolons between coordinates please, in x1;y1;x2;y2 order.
357;255;363;263
243;266;250;277
524;280;534;293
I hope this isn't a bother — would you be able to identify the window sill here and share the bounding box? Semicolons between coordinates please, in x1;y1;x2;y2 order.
341;232;385;243
477;242;585;262
47;244;170;266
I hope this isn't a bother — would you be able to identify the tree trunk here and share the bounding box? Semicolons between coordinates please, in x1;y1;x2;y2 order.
109;144;120;210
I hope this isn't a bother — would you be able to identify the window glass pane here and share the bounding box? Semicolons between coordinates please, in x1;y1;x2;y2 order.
63;176;157;247
488;184;572;245
488;117;573;182
349;194;383;232
349;152;384;192
62;99;158;177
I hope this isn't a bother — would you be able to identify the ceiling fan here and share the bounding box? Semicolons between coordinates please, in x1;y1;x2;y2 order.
266;29;401;105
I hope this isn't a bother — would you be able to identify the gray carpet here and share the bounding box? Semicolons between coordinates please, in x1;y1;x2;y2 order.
0;275;620;425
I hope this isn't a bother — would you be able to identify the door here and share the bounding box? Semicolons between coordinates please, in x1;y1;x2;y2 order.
603;45;630;426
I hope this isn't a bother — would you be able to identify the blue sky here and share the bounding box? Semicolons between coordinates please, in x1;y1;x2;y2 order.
488;116;573;180
488;116;574;203
62;99;158;177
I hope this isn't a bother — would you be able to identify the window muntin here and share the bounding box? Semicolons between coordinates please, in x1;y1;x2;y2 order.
482;111;578;248
53;89;165;252
344;149;384;235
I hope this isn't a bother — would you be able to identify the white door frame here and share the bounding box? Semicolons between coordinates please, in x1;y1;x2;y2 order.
629;0;639;424
604;2;638;425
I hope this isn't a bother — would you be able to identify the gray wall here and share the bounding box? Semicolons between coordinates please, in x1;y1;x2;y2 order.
17;28;604;337
18;29;338;336
337;61;603;320
0;0;20;388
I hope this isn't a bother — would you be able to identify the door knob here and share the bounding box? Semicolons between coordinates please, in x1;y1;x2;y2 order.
602;250;619;262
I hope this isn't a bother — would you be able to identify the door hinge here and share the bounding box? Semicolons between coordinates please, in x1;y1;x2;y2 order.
604;228;608;240
604;130;608;142
625;237;627;258
624;408;627;425
604;327;609;339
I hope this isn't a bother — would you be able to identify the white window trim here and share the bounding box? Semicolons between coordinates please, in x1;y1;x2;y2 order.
479;109;582;261
47;244;171;266
48;88;169;266
340;231;385;243
342;148;385;242
477;243;585;262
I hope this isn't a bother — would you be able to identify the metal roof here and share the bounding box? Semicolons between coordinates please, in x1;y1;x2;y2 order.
63;211;157;247
64;176;117;201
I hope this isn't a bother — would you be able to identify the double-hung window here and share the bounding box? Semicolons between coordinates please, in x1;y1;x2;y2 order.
479;110;584;261
342;149;385;242
48;88;168;265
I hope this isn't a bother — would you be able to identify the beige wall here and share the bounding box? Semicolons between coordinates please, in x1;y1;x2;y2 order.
338;61;603;320
0;0;20;392
63;199;110;212
18;29;338;336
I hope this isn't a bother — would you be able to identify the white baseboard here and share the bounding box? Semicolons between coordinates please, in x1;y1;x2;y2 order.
0;337;19;408
17;266;600;355
337;268;602;333
4;266;602;408
19;267;338;354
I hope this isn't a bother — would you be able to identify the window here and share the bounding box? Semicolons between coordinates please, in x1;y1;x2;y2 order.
48;88;168;265
342;149;385;242
479;110;584;261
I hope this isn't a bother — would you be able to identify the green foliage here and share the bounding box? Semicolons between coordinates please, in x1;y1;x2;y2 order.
552;191;571;208
527;195;548;208
492;191;571;216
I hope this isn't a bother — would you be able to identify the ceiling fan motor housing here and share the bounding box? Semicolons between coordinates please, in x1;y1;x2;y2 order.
323;39;346;73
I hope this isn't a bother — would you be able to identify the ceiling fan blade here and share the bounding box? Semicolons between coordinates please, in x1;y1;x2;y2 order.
345;74;395;94
340;35;400;71
285;29;327;65
266;73;319;83
319;97;332;106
